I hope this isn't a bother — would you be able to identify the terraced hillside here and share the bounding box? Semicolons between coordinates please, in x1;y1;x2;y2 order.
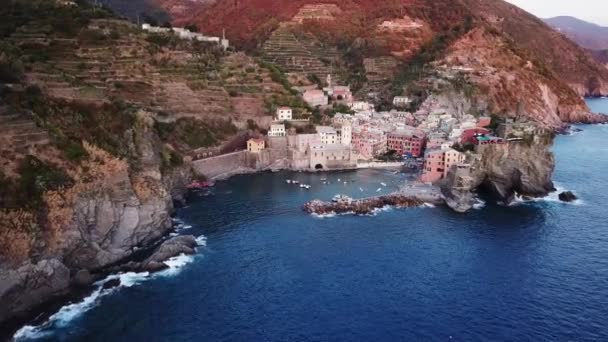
261;24;340;84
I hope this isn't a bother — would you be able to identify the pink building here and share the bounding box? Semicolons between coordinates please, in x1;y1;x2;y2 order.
477;116;492;128
461;128;491;145
420;150;445;183
303;89;328;107
426;137;446;150
387;131;426;157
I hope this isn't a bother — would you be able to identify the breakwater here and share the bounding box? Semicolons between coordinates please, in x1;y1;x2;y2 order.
303;194;433;215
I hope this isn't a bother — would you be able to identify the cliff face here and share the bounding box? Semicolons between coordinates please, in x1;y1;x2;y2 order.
0;112;192;325
442;133;555;212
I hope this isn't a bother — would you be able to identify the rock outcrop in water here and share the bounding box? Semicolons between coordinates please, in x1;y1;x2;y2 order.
304;195;428;216
441;133;556;212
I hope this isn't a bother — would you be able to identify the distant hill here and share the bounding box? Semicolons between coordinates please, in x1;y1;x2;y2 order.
544;16;608;51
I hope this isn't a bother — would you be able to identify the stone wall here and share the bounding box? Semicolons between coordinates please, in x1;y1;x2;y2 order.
192;150;251;180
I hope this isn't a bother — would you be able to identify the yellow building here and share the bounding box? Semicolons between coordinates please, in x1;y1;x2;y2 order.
247;138;265;153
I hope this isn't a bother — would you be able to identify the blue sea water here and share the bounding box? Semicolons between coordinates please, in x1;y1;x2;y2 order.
15;99;608;341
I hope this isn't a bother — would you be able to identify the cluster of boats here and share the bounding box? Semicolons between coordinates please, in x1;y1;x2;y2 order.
187;181;214;190
286;179;311;189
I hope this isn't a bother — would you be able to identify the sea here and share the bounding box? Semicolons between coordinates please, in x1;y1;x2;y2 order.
13;99;608;341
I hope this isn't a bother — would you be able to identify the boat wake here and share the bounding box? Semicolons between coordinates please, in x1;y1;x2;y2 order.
14;233;207;341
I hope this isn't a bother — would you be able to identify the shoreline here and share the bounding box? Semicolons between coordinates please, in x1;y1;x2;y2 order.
1;222;202;341
2;166;408;340
209;163;405;181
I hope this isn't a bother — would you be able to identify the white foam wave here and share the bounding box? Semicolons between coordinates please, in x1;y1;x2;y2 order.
472;198;486;210
14;234;207;341
312;212;337;219
422;202;436;208
511;183;583;206
195;235;208;246
14;271;150;341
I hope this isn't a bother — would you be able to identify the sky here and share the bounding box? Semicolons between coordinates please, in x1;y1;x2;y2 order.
505;0;608;26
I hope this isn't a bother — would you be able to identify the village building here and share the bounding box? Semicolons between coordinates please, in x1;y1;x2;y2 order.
461;128;491;145
247;138;266;153
316;126;340;145
276;107;293;121
421;149;446;183
387;130;426;158
309;143;356;170
294;134;320;153
350;101;374;112
334;123;352;146
268;124;286;137
393;96;412;107
303;89;328;107
477;116;492;128
443;149;466;178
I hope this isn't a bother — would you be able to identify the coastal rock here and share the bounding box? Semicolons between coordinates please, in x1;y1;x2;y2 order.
72;269;94;287
303;195;426;216
0;113;192;326
442;132;556;212
0;259;70;323
109;235;199;274
102;278;121;290
559;191;578;202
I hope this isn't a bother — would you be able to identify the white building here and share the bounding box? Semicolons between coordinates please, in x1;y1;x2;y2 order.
393;96;412;107
350;101;374;112
141;24;229;50
276;107;293;121
335;123;352;147
316;126;339;145
268;124;286;137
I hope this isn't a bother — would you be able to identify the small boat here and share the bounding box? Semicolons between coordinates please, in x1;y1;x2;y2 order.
187;181;214;190
332;194;351;203
320;177;327;181
337;178;341;182
381;182;387;187
286;179;292;184
376;188;382;192
359;187;364;192
293;180;300;184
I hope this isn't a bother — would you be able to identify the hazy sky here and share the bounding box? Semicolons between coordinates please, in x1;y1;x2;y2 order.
505;0;608;26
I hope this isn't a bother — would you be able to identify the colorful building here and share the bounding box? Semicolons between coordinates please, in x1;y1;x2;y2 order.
443;149;466;178
420;150;445;183
247;138;265;153
460;128;491;145
387;130;426;157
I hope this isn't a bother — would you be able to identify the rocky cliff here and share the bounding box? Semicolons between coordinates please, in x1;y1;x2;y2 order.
0;110;193;328
441;133;555;212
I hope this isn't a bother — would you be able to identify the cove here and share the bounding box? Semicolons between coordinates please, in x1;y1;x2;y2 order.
14;100;608;341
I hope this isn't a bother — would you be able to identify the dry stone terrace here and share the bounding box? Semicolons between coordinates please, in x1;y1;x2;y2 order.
0;106;50;175
261;25;340;82
4;18;311;156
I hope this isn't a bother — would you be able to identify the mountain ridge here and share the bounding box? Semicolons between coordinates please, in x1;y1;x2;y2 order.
543;16;608;51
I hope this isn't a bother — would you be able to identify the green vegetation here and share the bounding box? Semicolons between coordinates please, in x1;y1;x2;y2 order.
377;150;402;162
257;59;297;95
154;117;237;150
0;156;73;209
